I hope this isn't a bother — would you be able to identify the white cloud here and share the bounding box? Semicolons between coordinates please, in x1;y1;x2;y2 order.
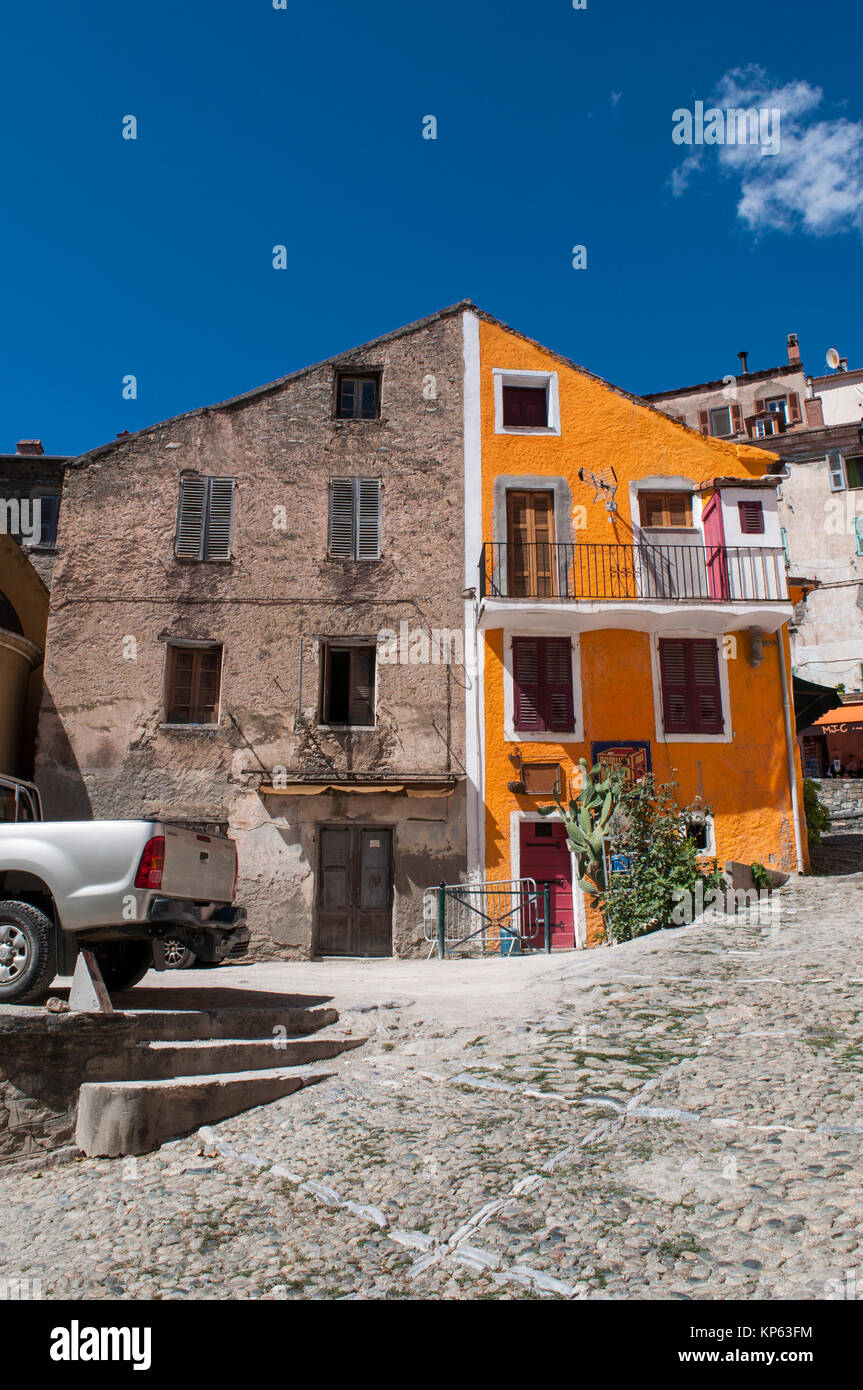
610;91;622;107
670;65;863;237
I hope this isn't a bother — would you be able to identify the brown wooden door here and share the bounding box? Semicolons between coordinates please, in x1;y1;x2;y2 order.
506;490;556;596
317;827;393;956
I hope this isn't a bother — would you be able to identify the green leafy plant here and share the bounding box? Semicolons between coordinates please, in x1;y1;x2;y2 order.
803;777;831;846
600;774;725;943
750;861;772;893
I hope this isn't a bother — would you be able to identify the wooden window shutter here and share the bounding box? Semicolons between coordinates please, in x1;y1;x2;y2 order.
730;402;743;434
698;409;710;435
328;479;355;557
513;638;542;731
738;500;765;535
754;397;766;415
543;638;574;732
176;476;208;559
787;392;801;423
658;639;691;732
348;647;375;726
828;452;846;492
691;640;724;733
356;479;382;559
204;478;235;560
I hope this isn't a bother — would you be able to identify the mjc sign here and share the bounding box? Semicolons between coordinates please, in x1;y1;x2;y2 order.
821;721;863;735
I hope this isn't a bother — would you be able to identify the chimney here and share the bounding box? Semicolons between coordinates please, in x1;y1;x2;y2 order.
804;397;824;428
16;440;44;456
787;333;801;366
737;350;749;375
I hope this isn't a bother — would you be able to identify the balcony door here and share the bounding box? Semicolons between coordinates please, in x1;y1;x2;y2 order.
702;494;730;598
507;490;556;597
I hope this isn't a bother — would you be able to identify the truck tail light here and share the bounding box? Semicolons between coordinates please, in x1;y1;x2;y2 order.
135;836;165;890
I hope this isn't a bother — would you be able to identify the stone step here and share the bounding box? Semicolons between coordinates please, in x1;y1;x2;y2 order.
75;1068;331;1157
130;1034;366;1079
121;1005;339;1043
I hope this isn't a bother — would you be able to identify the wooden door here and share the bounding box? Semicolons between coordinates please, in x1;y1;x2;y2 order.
702;493;730;599
506;491;556;597
519;822;575;949
317;827;393;956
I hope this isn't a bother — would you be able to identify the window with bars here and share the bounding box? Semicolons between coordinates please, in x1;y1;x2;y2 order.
658;638;724;736
175;476;235;561
512;637;574;734
166;645;222;724
738;500;765;535
320;643;376;726
335;373;380;420
328;478;381;560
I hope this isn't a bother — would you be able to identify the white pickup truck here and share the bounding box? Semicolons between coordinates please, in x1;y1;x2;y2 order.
0;774;249;1004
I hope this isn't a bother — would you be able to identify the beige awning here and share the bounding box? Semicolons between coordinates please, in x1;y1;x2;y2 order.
259;780;456;798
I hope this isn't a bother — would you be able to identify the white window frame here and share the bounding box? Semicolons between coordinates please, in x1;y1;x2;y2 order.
502;630;583;743
828;451;847;492
708;405;733;438
649;632;733;745
493;369;561;436
317;637;378;731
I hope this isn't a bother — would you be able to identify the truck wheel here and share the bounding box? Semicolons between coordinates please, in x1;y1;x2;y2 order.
90;941;152;993
161;937;197;970
0;899;57;1005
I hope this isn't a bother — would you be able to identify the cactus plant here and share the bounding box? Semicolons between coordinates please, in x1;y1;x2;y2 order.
539;759;624;897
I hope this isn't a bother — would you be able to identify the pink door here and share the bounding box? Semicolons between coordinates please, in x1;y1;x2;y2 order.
520;822;575;949
702;493;729;599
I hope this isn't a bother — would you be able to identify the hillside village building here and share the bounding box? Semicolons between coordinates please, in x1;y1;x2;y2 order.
36;304;807;956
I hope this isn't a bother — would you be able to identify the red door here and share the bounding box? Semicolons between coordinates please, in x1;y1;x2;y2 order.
519;822;575;949
702;493;730;598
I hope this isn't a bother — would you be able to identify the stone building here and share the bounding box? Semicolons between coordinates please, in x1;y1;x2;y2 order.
36;305;475;958
644;336;863;696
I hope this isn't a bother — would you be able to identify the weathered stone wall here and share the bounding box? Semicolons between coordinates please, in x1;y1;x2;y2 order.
35;310;469;956
809;778;863;819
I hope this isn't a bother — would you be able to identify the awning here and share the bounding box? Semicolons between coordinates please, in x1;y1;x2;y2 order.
795;679;850;734
259;779;457;798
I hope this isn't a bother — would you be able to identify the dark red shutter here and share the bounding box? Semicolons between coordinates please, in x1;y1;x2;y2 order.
659;638;723;735
698;409;710;435
738;500;765;535
754;397;766;415
503;386;548;428
543;639;574;732
513;638;542;731
730;402;743;434
787;391;801;423
513;637;573;733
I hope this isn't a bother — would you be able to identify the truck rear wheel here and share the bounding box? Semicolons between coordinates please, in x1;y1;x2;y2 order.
0;899;57;1004
90;941;152;993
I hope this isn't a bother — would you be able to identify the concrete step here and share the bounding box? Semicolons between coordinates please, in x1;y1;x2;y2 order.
122;1005;339;1043
75;1068;331;1157
130;1034;366;1079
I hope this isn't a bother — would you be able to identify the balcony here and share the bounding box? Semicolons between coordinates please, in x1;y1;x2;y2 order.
477;542;792;635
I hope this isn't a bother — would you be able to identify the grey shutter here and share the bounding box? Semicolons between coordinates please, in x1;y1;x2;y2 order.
176;476;207;559
329;479;356;558
828;452;846;492
349;647;375;726
356;479;381;559
204;478;235;560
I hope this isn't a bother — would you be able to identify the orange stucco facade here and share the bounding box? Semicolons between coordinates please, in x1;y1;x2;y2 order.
475;316;808;940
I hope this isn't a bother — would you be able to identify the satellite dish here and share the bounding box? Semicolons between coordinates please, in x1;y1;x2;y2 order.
826;347;841;369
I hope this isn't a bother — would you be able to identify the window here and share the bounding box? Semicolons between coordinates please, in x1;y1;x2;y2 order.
328;478;381;560
503;386;548;428
846;457;863;490
175;476;235;561
855;516;863;558
828;451;847;492
512;637;574;733
335;373;380;420
766;396;788;423
780;526;790;564
699;405;743;436
166;645;222;724
658;638;724;736
738;500;765;535
493;370;560;435
320;643;376;726
507;490;556;596
752;416;779;439
638;491;693;528
708;406;732;437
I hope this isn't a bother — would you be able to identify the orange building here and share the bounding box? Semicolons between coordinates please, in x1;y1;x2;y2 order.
462;308;808;948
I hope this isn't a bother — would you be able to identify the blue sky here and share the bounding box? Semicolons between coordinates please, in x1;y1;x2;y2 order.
2;0;861;456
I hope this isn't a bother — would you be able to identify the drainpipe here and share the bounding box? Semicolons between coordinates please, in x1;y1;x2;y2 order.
777;629;805;874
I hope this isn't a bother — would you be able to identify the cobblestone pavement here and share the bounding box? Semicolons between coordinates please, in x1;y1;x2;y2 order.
3;873;863;1301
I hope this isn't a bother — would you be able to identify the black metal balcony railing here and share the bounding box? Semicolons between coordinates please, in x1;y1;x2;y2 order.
479;542;789;603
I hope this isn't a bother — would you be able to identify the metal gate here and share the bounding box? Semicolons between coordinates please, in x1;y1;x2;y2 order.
422;878;551;958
